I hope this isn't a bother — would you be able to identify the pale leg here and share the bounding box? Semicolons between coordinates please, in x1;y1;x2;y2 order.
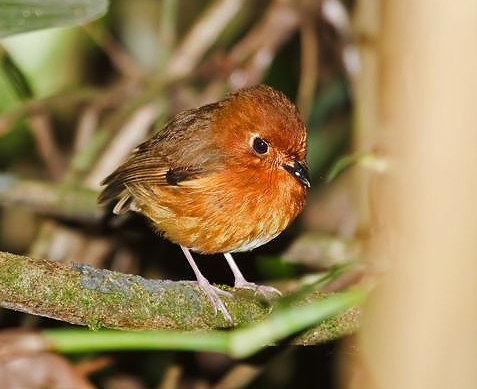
180;246;233;322
224;253;282;296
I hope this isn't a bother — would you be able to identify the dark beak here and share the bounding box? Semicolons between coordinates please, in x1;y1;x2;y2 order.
283;161;311;188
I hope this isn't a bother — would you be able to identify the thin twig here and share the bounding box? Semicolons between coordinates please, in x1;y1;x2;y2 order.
157;0;178;68
74;105;102;153
27;113;66;180
83;23;144;80
297;14;319;119
212;364;262;389
158;364;183;389
0;174;102;223
83;101;165;190
227;1;301;89
166;0;246;81
0;86;127;136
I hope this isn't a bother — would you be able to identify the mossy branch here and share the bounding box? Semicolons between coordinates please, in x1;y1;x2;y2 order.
0;250;361;343
0;250;258;329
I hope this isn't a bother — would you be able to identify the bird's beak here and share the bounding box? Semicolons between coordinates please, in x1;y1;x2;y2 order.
283;160;311;188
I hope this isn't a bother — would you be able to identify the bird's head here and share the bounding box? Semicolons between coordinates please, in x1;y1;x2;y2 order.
213;85;310;191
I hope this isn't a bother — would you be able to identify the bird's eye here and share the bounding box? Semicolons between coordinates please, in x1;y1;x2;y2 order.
252;136;269;154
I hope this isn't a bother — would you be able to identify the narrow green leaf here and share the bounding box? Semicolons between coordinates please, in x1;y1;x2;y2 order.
0;0;109;37
43;289;364;358
0;45;33;99
326;154;359;183
326;152;390;183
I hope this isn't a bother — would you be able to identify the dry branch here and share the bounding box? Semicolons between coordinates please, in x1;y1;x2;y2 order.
0;175;102;223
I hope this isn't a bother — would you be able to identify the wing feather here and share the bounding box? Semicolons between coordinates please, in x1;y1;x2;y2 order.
98;102;225;210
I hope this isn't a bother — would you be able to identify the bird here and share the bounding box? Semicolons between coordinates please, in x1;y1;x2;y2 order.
98;85;310;322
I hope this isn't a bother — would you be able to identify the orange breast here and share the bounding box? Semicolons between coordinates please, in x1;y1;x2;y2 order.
129;167;306;254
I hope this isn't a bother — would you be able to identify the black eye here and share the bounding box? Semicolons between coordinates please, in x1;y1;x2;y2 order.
252;137;269;154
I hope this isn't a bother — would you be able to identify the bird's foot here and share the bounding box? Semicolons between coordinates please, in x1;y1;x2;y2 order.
196;278;233;323
234;280;282;297
224;253;282;298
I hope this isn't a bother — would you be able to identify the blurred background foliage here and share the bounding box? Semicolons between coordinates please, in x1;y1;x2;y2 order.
0;0;363;388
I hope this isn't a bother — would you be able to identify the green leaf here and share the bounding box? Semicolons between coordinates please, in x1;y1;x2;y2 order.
0;45;33;99
0;0;109;37
326;152;389;183
326;154;360;183
44;289;365;358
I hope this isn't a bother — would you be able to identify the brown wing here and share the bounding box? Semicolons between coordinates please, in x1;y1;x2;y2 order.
97;103;225;214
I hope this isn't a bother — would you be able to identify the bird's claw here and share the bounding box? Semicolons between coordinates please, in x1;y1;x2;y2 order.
196;280;233;323
234;280;282;297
